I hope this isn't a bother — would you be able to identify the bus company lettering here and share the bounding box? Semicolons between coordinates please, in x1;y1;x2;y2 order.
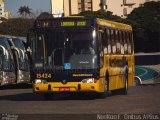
72;74;93;77
109;58;127;67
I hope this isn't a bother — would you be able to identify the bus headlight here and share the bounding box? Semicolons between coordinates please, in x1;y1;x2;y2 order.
35;79;48;84
81;78;94;83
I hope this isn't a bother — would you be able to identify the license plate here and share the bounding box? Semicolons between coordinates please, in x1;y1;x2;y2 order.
59;88;70;92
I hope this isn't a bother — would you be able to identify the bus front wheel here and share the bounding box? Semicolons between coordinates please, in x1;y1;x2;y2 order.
119;72;128;95
98;91;107;99
98;80;108;99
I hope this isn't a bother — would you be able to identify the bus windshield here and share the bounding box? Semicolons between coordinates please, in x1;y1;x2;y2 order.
12;38;25;50
12;38;29;71
32;28;98;69
0;37;14;71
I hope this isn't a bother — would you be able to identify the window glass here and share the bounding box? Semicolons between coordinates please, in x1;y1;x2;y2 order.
119;31;124;54
111;29;116;54
12;38;29;71
116;30;121;54
128;32;132;54
104;28;111;54
124;32;128;54
35;33;46;64
33;28;98;69
0;50;2;70
103;29;107;54
0;38;14;71
98;27;104;68
12;38;25;50
101;28;107;52
107;29;112;54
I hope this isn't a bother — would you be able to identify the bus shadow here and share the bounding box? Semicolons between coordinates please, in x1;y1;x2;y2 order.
0;93;96;101
0;84;32;90
0;92;116;101
0;93;43;101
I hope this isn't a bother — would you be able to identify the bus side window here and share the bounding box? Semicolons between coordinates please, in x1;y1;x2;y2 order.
0;50;2;70
124;32;128;54
111;29;116;54
98;27;104;53
102;28;107;54
103;29;107;54
119;31;124;54
128;32;132;54
98;27;104;68
27;32;35;63
116;30;121;54
107;29;111;54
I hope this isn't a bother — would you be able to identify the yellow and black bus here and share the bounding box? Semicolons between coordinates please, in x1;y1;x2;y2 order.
27;17;134;99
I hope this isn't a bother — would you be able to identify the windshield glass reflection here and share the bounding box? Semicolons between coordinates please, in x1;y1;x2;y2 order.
12;38;29;71
32;29;97;69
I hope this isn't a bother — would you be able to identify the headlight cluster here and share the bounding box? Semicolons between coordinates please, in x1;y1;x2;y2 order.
81;78;95;83
35;79;48;84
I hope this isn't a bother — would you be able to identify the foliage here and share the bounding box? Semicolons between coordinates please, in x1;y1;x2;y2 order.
76;9;124;23
127;1;160;52
0;18;35;37
37;12;53;19
18;6;32;18
0;12;53;37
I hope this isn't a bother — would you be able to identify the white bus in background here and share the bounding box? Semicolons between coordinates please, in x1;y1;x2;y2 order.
0;37;16;85
7;37;30;84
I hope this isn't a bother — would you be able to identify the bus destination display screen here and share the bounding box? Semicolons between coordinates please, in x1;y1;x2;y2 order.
35;19;92;28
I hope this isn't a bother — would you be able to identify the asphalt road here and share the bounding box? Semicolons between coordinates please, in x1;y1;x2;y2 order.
0;84;160;120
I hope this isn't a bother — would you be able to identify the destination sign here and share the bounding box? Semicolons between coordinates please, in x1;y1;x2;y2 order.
60;21;86;27
35;19;92;28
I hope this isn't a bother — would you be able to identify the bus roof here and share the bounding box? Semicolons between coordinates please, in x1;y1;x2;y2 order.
33;17;132;31
96;18;132;31
34;17;93;28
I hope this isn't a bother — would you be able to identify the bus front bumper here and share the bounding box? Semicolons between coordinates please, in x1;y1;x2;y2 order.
33;81;102;93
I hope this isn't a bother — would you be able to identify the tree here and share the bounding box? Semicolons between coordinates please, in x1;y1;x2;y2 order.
37;12;53;19
76;9;124;23
18;6;32;18
127;1;160;52
0;18;35;37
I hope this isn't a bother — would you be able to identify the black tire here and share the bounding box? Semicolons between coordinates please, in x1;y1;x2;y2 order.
98;71;109;99
119;72;128;95
70;93;85;99
43;93;54;100
98;91;107;99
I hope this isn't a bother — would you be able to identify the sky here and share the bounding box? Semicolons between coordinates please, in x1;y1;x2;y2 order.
4;0;51;17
